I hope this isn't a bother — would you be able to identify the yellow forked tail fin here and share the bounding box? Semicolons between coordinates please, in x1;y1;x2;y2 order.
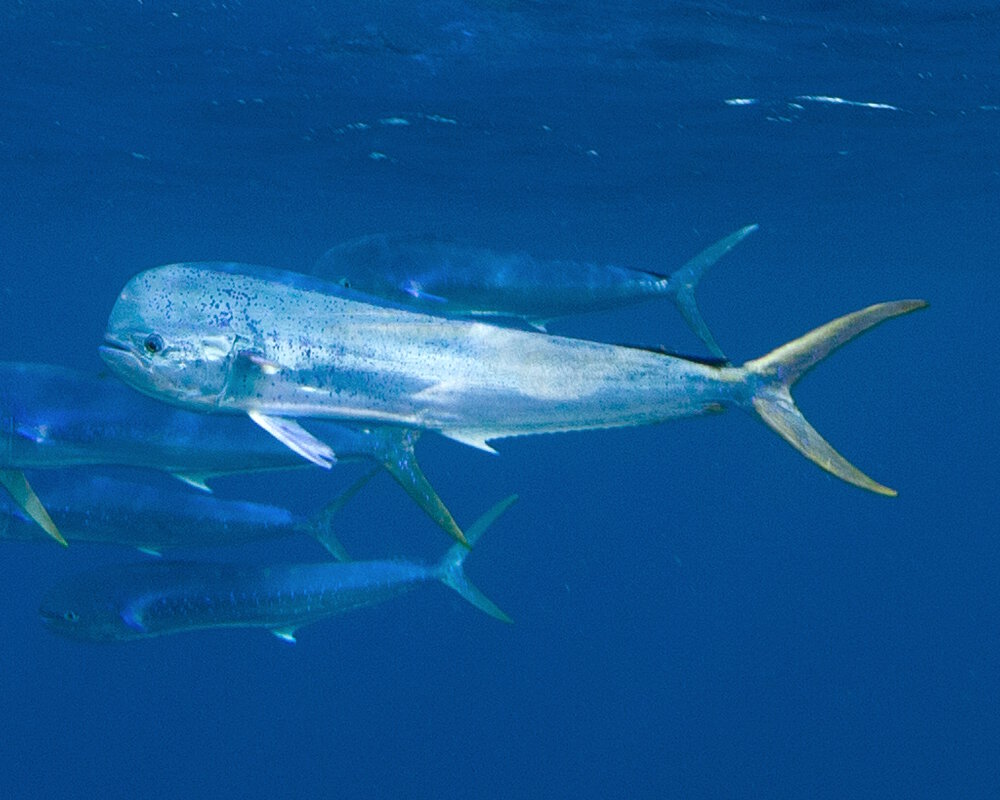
743;299;927;496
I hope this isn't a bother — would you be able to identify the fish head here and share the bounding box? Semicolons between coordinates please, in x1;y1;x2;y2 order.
316;234;395;294
39;573;140;642
100;264;251;409
0;363;109;466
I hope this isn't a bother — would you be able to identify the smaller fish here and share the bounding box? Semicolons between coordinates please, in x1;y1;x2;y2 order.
0;470;374;559
313;226;757;357
0;362;466;545
40;495;516;643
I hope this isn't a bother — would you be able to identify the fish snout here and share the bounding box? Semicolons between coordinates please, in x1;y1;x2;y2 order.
99;336;144;376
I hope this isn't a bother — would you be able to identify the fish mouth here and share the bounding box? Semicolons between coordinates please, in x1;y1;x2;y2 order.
99;335;131;354
98;336;141;372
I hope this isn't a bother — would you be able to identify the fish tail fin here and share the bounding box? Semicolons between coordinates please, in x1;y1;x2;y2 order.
741;299;927;496
662;224;758;359
0;469;67;546
371;427;469;545
303;467;379;560
435;494;517;623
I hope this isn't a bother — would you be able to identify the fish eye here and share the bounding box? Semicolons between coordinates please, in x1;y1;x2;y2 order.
63;610;79;623
338;278;351;289
143;333;164;354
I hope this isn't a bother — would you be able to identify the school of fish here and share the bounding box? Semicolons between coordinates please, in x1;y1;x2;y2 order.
4;227;926;643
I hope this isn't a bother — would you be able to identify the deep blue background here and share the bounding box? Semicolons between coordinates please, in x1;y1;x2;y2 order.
1;2;996;798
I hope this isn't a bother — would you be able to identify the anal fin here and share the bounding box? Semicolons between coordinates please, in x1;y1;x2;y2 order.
169;472;214;492
440;429;499;455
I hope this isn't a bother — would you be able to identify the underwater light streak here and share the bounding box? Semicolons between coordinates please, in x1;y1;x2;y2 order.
795;95;899;110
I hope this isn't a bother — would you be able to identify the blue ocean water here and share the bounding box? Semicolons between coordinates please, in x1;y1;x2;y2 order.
0;2;996;798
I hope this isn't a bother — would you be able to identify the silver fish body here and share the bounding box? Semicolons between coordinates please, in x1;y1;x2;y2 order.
102;264;729;441
101;261;926;496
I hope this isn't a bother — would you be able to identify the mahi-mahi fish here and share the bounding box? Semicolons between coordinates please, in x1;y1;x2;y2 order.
314;226;757;357
0;362;464;545
1;470;373;559
100;261;926;497
40;494;515;643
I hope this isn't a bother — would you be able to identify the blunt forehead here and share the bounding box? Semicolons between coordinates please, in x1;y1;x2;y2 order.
121;264;335;341
124;266;261;327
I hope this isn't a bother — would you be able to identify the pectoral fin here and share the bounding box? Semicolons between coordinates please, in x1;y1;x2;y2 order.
0;469;67;546
270;627;297;643
401;280;447;304
169;472;214;492
247;411;336;469
235;350;281;375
